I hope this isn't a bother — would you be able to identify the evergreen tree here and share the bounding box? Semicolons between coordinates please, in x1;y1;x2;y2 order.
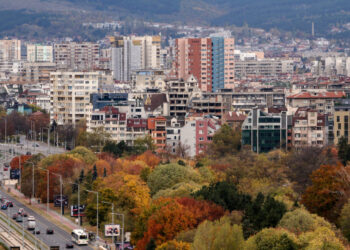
103;168;107;178
92;165;98;181
338;136;350;165
79;169;85;184
146;238;156;250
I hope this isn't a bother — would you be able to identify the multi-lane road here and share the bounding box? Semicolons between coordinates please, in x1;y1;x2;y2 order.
0;189;93;249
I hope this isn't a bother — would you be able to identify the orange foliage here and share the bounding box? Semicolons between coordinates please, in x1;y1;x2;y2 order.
112;159;148;175
10;155;32;169
93;159;112;176
136;151;160;168
301;163;350;222
210;163;230;172
136;197;225;249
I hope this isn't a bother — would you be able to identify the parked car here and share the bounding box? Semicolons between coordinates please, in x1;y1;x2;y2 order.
33;230;40;235
46;228;54;235
26;152;31;156
12;213;17;220
1;204;7;210
32;143;39;147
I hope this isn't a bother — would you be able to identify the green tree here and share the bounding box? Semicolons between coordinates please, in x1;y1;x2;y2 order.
147;163;201;196
208;124;241;158
339;199;350;241
79;169;85;183
103;168;107;178
146;238;156;250
245;228;299;250
134;135;156;154
193;217;245;250
92;165;98;181
103;140;131;157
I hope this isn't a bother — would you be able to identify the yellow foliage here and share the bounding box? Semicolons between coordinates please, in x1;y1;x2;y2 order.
299;227;345;250
156;240;191;250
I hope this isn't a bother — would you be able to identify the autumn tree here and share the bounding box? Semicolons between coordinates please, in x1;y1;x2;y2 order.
133;135;156;154
10;155;32;169
301;164;350;222
338;136;350;166
156;240;190;250
208;124;241;158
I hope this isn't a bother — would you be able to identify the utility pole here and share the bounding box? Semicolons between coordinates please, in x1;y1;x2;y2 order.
103;201;115;249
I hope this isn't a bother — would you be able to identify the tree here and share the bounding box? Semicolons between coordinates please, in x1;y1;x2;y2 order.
193;181;251;211
103;140;131;157
298;227;344;250
243;193;286;238
136;151;160;168
278;208;331;235
193;217;245;250
338;136;350;166
92;165;98;181
147;163;201;195
301;164;350;222
103;168;107;177
79;169;85;183
286;147;338;194
134;135;156;154
156;240;190;250
339;199;350;241
245;228;299;250
208;124;241;158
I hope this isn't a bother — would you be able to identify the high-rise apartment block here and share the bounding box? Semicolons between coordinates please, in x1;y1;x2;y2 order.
111;36;161;81
174;37;235;92
0;39;21;72
50;71;99;125
27;44;53;62
54;42;99;70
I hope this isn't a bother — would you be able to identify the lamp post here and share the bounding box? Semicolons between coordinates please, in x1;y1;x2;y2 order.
51;172;63;216
85;190;99;240
102;201;115;250
27;162;35;204
37;167;50;214
67;181;81;226
111;213;124;250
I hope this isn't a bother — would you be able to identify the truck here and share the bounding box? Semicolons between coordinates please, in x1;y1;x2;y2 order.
27;216;36;230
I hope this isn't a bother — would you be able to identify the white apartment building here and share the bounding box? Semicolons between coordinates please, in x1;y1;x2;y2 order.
235;59;294;78
27;44;53;62
111;36;161;81
50;71;99;125
0;39;21;72
131;69;167;91
54;42;99;70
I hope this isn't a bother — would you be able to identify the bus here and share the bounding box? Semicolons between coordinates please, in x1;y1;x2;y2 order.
71;229;88;245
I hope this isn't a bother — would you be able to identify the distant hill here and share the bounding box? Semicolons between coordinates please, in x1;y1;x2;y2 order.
0;0;349;38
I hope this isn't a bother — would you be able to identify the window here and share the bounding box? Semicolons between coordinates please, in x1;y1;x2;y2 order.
345;116;349;122
338;123;341;129
337;116;340;122
199;130;203;135
199;137;204;141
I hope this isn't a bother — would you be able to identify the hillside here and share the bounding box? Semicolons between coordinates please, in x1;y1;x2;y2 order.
0;0;349;38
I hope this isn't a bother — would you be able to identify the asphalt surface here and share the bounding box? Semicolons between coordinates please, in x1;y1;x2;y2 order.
0;189;93;250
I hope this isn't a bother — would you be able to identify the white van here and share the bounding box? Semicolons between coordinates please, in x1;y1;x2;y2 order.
27;216;36;230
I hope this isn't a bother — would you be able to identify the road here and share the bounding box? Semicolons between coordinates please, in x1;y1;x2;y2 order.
0;189;93;250
0;135;66;159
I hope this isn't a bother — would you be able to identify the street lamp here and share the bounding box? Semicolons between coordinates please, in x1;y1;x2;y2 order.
102;201;115;250
85;189;99;240
67;181;81;226
27;161;35;204
41;127;50;154
111;213;124;250
37;167;50;214
51;172;63;216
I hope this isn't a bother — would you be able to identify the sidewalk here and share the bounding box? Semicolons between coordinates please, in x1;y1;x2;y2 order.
6;186;105;248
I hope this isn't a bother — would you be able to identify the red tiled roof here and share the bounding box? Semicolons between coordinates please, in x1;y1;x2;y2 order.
224;111;246;122
287;91;345;99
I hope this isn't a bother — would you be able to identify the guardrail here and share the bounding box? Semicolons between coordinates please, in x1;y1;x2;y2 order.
0;210;48;249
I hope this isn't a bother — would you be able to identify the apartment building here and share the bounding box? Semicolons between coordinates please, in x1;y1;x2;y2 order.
23;62;56;83
148;116;167;151
175;37;235;92
27;44;53;62
166;118;183;154
126;118;148;146
287;91;345;115
111;36;161;81
292;108;328;148
334;99;350;145
87;106;127;142
131;69;167;91
0;39;21;72
180;116;221;157
168;75;200;117
50;71;99;125
235;59;294;78
241;108;288;153
54;42;99;70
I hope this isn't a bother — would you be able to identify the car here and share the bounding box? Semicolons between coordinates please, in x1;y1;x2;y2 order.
18;208;27;217
16;215;23;222
65;243;74;249
3;167;8;171
46;228;54;235
33;230;40;235
32;144;39;147
6;201;13;207
1;204;7;210
12;213;17;220
16;143;24;147
26;152;31;156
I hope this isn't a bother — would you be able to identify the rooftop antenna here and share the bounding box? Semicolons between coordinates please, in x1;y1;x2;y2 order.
312;22;315;37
